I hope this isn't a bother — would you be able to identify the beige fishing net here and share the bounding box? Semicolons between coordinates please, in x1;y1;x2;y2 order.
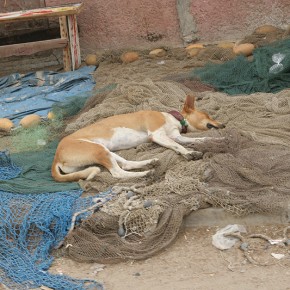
63;77;290;263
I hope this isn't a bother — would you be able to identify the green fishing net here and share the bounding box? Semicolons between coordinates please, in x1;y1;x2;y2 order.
192;39;290;95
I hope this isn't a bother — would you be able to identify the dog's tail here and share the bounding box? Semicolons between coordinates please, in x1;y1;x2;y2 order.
51;160;100;182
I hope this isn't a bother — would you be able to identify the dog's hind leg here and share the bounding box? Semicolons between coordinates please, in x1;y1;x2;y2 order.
110;152;159;170
107;152;154;178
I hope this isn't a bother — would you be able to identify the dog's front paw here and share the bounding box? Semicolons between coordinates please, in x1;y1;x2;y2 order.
183;150;203;160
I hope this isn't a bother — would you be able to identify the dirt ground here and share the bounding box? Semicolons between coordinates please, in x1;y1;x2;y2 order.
50;224;290;290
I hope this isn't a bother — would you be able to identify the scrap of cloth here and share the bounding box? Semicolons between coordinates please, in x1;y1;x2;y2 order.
0;66;96;123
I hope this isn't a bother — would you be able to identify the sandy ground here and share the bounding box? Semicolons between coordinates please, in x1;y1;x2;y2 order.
50;224;290;290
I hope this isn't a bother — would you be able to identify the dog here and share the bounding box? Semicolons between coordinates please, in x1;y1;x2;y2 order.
51;95;225;182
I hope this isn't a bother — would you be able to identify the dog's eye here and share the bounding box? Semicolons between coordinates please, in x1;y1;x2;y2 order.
207;123;217;129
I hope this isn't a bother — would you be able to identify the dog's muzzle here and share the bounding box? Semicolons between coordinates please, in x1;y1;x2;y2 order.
207;123;226;129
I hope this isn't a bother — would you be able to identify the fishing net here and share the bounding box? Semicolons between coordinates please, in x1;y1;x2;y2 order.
192;39;290;95
63;79;290;263
0;142;80;194
0;151;111;289
0;190;107;290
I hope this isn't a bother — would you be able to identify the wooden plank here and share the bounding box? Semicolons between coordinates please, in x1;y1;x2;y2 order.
68;15;81;71
59;16;72;72
0;38;68;58
0;3;83;24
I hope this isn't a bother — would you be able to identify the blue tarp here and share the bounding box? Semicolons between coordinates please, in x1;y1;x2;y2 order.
0;66;96;123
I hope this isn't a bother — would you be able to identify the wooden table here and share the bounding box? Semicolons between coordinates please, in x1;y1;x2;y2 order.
0;3;84;71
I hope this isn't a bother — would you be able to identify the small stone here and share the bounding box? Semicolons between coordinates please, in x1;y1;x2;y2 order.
143;200;152;208
118;226;125;237
240;242;248;251
133;272;141;276
126;191;135;199
37;139;46;146
271;253;285;260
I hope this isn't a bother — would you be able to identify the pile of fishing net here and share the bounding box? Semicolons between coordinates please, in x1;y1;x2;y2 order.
60;79;290;263
191;39;290;95
0;150;111;289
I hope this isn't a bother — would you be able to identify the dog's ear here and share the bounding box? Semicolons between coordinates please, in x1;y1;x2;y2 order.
183;95;195;113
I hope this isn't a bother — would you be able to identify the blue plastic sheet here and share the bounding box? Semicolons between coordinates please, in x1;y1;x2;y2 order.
0;66;96;123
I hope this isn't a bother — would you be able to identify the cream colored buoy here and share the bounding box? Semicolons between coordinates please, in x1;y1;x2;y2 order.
120;51;139;63
85;54;99;66
0;118;14;132
185;43;204;50
47;111;55;120
217;42;235;49
233;43;255;56
149;48;166;58
187;48;201;57
254;25;278;34
20;114;41;128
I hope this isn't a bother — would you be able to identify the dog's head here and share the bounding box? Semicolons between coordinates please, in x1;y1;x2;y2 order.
182;95;225;131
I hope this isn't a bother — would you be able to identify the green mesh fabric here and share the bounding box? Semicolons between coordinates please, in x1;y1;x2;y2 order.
52;84;117;119
192;39;290;95
0;142;79;194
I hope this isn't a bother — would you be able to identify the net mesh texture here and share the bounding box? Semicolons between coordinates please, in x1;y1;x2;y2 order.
0;151;109;289
63;78;290;263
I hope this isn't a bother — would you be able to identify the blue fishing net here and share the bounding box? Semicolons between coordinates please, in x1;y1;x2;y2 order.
0;150;21;180
0;151;111;289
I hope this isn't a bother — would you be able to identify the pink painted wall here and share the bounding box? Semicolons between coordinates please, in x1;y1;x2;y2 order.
47;0;290;54
191;0;290;42
47;0;182;53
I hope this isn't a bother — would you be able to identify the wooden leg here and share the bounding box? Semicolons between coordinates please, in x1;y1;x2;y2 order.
67;14;81;71
59;16;72;71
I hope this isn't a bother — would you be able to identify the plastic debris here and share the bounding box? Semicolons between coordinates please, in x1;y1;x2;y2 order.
269;53;285;74
271;253;285;260
212;224;247;250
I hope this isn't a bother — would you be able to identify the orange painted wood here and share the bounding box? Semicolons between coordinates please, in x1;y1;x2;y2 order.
0;3;83;24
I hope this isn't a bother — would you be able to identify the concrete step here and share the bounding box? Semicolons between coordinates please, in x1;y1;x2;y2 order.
184;207;290;227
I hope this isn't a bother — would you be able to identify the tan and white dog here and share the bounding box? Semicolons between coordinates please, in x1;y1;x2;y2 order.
52;95;225;182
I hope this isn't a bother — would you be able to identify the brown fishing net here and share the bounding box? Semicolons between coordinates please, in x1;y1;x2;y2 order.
63;78;290;263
